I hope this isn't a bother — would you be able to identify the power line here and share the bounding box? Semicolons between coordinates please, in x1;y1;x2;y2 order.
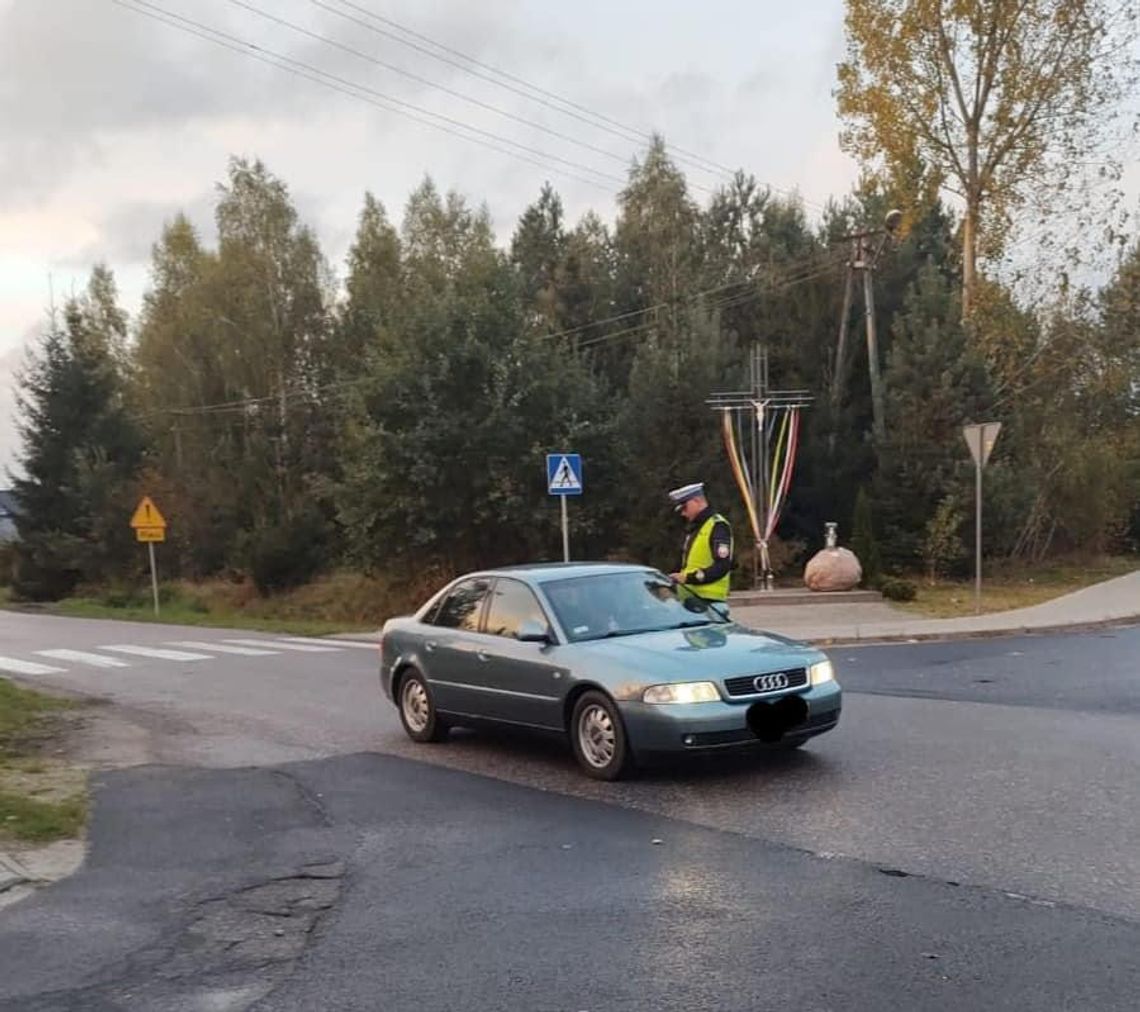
573;255;846;350
113;1;828;211
309;0;730;183
110;0;625;191
539;246;846;344
135;253;844;423
315;0;829;212
226;0;659;187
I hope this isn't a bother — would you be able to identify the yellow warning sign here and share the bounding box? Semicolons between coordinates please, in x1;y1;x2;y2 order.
135;526;166;543
130;496;167;531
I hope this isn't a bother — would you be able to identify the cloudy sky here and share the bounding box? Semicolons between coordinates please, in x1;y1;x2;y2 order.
0;0;1135;477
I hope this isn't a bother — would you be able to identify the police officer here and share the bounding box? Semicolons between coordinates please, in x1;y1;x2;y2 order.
667;482;733;607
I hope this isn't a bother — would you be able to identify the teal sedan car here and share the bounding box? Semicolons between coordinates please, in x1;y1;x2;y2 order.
379;563;841;780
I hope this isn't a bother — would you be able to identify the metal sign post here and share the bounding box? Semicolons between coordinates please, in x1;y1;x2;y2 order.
148;542;160;617
546;454;583;562
130;495;168;616
962;423;1001;614
560;496;569;563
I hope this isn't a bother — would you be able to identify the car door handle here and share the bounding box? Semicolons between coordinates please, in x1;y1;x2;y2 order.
425;642;436;653
476;652;490;662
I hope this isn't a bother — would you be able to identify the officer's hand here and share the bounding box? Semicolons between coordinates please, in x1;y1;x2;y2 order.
670;572;685;584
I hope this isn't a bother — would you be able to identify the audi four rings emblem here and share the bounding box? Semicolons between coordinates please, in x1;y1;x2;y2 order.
753;672;790;692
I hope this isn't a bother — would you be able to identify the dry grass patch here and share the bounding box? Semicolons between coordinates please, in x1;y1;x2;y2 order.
898;555;1138;618
0;679;87;845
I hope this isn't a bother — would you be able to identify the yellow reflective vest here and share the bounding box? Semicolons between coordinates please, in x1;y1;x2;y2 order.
682;512;732;601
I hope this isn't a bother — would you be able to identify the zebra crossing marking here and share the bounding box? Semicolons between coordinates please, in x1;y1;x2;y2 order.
285;638;377;650
36;649;130;669
100;645;213;662
0;656;66;676
166;640;279;657
224;639;341;653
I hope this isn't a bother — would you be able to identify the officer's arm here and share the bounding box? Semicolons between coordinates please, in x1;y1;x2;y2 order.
684;521;733;585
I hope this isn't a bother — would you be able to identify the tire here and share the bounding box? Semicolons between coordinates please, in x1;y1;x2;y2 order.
570;691;633;781
397;669;448;743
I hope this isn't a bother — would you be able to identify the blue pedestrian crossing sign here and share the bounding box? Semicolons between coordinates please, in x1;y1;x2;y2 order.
546;453;583;496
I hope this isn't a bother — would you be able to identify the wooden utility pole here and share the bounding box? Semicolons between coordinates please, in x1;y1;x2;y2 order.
831;211;901;448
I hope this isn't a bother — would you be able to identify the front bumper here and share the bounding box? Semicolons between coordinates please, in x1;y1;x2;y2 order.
618;682;841;756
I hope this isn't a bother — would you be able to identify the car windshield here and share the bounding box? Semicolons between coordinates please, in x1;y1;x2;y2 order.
542;571;729;643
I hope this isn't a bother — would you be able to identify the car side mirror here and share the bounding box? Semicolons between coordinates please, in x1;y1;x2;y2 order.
518;620;552;644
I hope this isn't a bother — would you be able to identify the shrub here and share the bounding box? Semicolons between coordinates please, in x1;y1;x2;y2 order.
248;509;330;596
879;576;917;602
10;534;84;602
922;495;966;584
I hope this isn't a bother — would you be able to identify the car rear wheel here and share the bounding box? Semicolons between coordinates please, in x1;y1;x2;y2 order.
398;670;448;743
570;691;632;781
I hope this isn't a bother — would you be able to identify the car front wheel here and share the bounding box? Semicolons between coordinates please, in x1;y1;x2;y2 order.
570;691;632;781
398;670;448;743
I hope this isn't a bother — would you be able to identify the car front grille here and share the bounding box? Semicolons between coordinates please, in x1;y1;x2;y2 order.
723;667;808;698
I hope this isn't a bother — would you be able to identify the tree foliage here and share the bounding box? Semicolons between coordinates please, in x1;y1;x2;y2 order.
10;268;144;599
8;142;1137;605
837;0;1139;318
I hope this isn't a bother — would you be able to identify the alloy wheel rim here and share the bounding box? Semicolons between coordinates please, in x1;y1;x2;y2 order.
578;704;616;768
402;679;430;732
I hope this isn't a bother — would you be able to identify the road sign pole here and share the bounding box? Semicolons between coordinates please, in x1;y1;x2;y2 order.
975;454;983;615
962;421;1001;617
148;541;160;617
560;495;570;562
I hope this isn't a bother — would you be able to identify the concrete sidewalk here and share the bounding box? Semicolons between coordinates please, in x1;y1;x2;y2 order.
731;569;1140;644
336;569;1138;647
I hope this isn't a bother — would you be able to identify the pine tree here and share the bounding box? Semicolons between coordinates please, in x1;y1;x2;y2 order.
11;267;144;599
875;263;994;565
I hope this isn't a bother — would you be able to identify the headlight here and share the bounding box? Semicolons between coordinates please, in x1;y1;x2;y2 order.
642;681;721;704
809;659;835;685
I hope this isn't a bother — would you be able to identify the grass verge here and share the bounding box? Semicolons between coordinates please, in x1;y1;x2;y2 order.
0;679;86;845
54;596;363;636
38;571;417;635
897;555;1138;618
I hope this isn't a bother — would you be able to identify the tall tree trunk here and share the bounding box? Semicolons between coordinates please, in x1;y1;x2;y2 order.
962;200;977;322
963;128;980;322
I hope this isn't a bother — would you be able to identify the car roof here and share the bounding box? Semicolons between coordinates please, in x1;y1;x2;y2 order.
472;561;656;585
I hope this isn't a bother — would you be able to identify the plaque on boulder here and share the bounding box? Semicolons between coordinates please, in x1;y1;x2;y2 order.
804;522;862;592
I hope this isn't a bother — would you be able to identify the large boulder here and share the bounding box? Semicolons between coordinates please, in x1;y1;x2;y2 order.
804;547;862;592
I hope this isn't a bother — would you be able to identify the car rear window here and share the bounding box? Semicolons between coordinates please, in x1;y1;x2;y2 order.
430;578;491;631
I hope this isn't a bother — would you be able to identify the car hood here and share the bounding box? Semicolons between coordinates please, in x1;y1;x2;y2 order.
573;623;823;680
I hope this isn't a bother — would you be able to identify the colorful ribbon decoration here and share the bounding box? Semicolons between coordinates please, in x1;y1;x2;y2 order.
721;408;761;545
764;404;800;542
721;403;802;578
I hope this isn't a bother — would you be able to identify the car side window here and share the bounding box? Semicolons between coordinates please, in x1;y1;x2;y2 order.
431;578;491;631
484;579;548;640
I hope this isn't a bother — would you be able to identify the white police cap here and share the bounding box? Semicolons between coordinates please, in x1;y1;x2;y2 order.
667;482;705;509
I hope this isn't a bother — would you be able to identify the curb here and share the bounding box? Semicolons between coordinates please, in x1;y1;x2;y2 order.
800;614;1140;648
0;852;31;893
327;616;1139;648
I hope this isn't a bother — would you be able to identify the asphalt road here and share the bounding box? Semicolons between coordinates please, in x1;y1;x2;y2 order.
0;610;1138;1009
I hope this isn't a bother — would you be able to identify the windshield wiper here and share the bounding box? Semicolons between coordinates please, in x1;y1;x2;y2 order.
587;621;710;640
596;627;664;639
